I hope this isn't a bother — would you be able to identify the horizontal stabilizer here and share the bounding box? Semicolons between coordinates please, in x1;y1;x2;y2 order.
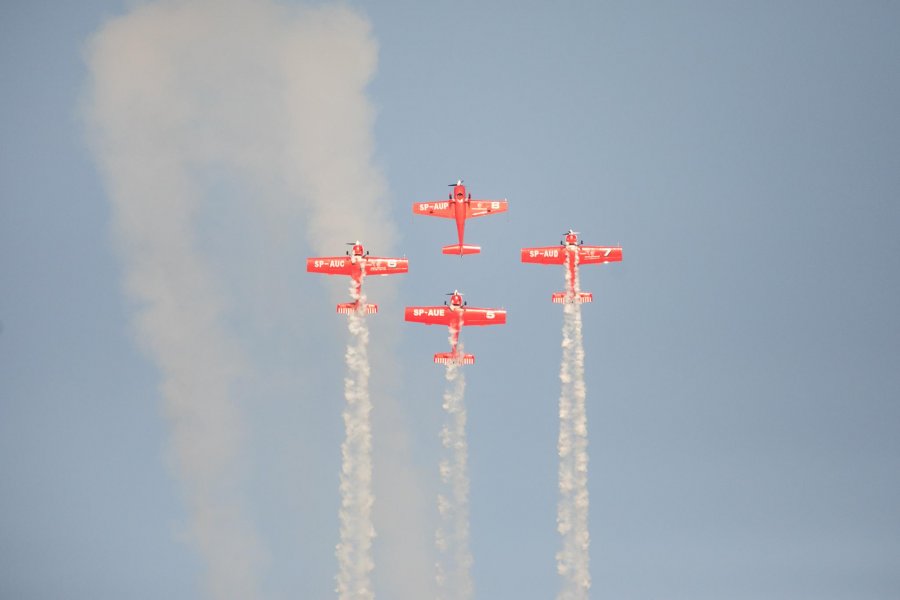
337;303;378;315
551;292;593;304
434;352;475;365
442;243;481;256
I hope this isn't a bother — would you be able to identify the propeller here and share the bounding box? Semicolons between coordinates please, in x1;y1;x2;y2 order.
345;241;365;256
444;290;466;306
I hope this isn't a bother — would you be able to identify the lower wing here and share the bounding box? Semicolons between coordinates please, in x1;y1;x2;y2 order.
520;246;567;264
307;256;354;275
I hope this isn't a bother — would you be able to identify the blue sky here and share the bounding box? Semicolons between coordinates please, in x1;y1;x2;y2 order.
2;1;899;598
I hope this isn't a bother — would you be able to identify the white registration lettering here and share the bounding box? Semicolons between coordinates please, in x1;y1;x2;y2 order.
536;249;559;258
529;249;558;258
387;260;397;268
491;201;500;209
486;311;495;319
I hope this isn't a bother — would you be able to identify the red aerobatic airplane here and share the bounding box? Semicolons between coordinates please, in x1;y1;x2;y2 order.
404;290;506;365
307;241;408;314
413;180;508;256
521;230;622;304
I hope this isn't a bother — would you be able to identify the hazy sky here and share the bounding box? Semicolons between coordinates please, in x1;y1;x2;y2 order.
2;1;899;599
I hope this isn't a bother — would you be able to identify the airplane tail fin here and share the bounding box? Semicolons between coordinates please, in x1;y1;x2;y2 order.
551;292;593;304
434;352;475;365
337;302;378;315
442;243;481;256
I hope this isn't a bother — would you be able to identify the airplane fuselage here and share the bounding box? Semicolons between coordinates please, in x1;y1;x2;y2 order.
564;243;580;296
348;257;365;300
450;184;470;247
453;199;468;247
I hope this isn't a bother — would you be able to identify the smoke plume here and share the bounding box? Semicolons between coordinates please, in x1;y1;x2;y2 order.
85;1;430;597
336;279;375;598
435;357;473;600
556;257;590;600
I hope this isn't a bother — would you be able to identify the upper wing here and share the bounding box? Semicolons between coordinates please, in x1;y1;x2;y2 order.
461;307;506;326
520;246;566;265
413;201;456;218
466;199;508;219
577;245;623;265
363;257;409;276
307;256;353;275
404;306;454;326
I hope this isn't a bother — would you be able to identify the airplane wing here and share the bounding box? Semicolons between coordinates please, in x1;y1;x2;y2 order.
461;307;506;326
306;256;354;275
404;306;454;326
363;257;409;276
520;247;566;264
577;245;623;265
413;201;456;218
467;199;508;218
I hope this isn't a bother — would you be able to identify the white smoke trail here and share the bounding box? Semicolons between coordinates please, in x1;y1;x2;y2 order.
435;351;473;600
85;2;434;598
337;280;375;599
557;256;590;600
85;5;274;596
